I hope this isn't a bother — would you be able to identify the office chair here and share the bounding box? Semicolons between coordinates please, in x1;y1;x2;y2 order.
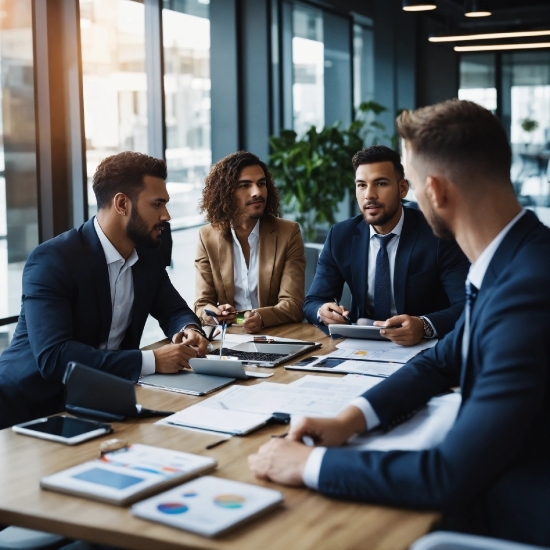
410;531;550;550
0;527;67;550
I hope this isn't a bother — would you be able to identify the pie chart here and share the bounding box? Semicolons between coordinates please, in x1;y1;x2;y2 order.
214;494;245;509
157;502;188;514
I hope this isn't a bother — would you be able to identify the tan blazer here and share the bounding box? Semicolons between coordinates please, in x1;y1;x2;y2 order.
194;216;305;327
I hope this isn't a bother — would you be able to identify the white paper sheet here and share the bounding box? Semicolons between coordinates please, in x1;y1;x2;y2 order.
334;338;437;363
346;392;461;451
289;374;382;395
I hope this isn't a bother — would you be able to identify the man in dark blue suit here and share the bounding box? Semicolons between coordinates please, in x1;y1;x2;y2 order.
304;145;469;345
249;100;550;546
0;152;208;429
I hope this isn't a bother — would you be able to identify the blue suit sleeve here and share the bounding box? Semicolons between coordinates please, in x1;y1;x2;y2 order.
318;249;549;512
303;227;345;324
22;246;142;383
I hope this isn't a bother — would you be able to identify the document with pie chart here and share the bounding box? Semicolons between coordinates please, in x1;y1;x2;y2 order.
132;476;284;537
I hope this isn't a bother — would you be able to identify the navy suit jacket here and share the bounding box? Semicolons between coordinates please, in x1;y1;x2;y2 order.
318;211;550;546
0;218;199;429
303;206;470;337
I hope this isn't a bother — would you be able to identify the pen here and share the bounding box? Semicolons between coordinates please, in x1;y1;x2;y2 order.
271;433;288;439
331;298;352;324
259;340;316;345
205;438;229;450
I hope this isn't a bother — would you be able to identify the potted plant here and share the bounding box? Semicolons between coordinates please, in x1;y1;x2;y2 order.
268;101;389;242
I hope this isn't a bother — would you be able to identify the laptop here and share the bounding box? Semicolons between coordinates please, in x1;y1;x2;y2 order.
138;371;235;395
216;341;321;367
190;358;274;380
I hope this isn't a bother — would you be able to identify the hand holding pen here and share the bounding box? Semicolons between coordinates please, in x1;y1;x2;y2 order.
203;304;237;325
319;297;352;326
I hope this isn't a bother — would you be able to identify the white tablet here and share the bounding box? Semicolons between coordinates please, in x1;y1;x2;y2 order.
12;415;112;445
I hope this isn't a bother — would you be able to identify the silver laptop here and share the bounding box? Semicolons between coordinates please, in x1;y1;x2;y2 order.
217;341;321;367
190;358;273;379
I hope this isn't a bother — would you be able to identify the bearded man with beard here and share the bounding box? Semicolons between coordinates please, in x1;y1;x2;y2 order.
194;151;305;334
0;152;207;429
303;145;469;345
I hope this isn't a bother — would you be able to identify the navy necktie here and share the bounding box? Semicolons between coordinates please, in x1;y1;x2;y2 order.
373;233;396;321
461;281;478;371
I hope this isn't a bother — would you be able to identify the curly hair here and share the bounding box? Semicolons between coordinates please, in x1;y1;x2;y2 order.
93;151;167;209
200;151;281;232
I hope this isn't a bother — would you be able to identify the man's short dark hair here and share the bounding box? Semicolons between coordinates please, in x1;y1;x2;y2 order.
200;151;280;233
352;145;405;181
396;99;512;184
92;151;167;209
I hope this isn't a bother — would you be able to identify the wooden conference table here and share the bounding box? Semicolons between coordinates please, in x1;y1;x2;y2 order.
0;323;439;550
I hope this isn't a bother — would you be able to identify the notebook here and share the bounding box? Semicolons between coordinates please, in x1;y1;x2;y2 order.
138;371;235;395
132;476;284;537
40;444;217;505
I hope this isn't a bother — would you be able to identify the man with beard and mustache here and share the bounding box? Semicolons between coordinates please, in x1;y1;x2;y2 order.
303;145;469;345
195;151;305;333
250;100;550;547
0;152;208;429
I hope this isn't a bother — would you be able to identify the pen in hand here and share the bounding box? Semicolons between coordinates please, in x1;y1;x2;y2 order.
329;298;352;324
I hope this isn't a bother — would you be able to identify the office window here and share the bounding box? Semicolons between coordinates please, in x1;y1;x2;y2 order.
503;51;550;209
0;0;39;344
292;4;324;136
458;54;497;113
80;0;148;219
162;0;210;229
353;22;374;108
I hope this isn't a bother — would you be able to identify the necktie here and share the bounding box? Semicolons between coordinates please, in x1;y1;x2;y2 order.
461;281;478;371
373;233;396;321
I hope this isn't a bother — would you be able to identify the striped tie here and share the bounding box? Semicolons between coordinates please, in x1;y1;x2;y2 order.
461;281;478;371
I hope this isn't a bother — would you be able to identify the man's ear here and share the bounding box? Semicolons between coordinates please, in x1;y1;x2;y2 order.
425;176;447;209
113;193;129;216
399;178;409;199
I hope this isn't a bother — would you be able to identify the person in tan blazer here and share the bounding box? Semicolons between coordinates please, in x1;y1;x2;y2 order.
195;151;305;333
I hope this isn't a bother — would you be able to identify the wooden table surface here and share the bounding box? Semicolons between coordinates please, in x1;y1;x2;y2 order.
0;323;439;550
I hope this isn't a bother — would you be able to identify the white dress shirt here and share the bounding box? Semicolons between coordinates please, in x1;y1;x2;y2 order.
231;220;260;311
303;209;527;490
94;218;155;376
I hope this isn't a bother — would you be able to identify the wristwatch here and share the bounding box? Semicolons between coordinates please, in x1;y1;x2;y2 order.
180;324;207;339
419;316;435;339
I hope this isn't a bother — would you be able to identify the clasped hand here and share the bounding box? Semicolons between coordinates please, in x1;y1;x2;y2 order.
153;329;208;373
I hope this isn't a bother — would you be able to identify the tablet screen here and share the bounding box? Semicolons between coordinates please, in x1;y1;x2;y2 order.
22;416;106;438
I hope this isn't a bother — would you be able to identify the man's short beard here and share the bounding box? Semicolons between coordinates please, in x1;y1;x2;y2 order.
126;204;162;249
427;205;454;240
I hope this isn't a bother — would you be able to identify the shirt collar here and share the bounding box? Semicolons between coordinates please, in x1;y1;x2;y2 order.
94;217;138;268
231;219;261;243
467;209;526;290
369;205;405;239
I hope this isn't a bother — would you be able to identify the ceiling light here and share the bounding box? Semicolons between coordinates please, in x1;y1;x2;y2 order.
403;1;436;12
430;30;550;42
464;0;491;17
455;42;550;52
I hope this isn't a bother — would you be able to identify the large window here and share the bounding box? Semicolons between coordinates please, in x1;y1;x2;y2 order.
163;0;210;229
353;21;374;109
458;54;497;113
0;0;39;349
80;0;148;219
292;4;324;136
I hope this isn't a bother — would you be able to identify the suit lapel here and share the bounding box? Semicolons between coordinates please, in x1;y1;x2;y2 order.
81;218;112;344
258;217;276;307
350;220;370;317
218;231;234;305
394;207;418;314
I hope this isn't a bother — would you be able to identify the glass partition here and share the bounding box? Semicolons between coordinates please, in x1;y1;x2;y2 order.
458;54;497;113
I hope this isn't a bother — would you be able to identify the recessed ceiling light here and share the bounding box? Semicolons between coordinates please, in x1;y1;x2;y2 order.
455;42;550;52
464;0;491;18
430;30;550;42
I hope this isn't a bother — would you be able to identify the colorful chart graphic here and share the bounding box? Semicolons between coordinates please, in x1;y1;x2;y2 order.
157;502;188;514
214;494;246;509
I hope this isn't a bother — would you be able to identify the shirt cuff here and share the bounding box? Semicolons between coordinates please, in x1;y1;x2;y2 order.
140;350;156;377
348;397;381;431
302;447;327;490
316;307;323;324
422;316;438;338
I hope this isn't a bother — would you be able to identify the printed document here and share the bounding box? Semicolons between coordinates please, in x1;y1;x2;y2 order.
335;338;437;363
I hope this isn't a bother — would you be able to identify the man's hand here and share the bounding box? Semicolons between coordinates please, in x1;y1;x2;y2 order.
204;304;236;325
374;314;424;346
173;329;208;356
248;438;312;486
289;406;366;447
153;343;198;373
243;311;262;333
319;302;350;326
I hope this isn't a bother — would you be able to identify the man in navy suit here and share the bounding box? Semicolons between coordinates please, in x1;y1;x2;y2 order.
249;100;550;546
0;152;208;429
304;145;469;345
